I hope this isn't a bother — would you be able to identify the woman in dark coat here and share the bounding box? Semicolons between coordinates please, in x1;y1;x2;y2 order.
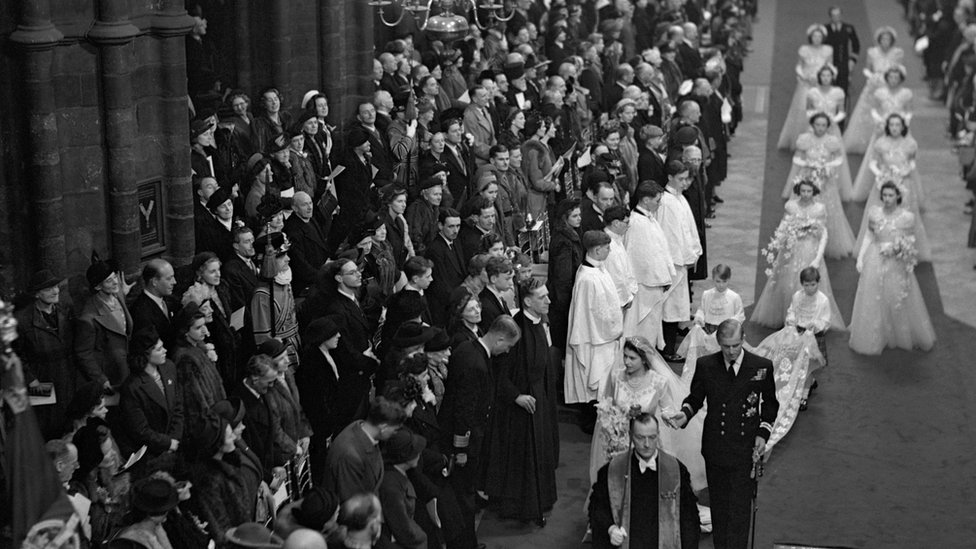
381;186;415;270
546;199;584;352
119;325;184;473
186;417;264;546
171;302;226;441
446;292;482;349
14;270;76;438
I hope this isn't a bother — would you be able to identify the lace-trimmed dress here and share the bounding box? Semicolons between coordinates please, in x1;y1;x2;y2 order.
845;46;905;153
782;132;856;257
751;200;845;330
802;87;854;200
853;135;931;261
851;85;914;197
849;207;935;354
778;44;834;149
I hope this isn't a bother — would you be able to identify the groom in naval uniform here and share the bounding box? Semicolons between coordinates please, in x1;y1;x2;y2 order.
667;319;778;549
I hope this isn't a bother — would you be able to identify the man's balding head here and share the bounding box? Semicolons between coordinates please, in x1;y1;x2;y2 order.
283;529;327;549
293;191;313;220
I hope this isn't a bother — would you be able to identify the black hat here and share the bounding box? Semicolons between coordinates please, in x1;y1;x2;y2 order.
247;153;269;177
421;50;441;70
254;232;291;257
425;327;451;352
381;428;426;464
206;186;233;213
212;397;246;427
195;416;229;458
440;107;465;126
27;269;62;293
291;111;317;134
65;381;106;423
392;320;437;348
255;193;285;222
292;487;340;531
675;125;698;146
131;477;180;516
129;324;161;357
392;89;412;111
224;522;284;549
306;317;341;347
347;126;371;148
350;211;382;244
85;251;117;292
256;338;287;359
419;176;443;190
503;61;525;80
268;133;290;154
190;118;211;141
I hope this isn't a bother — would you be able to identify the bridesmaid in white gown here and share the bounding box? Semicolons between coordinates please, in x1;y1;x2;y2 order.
853;114;932;261
782;113;857;258
851;66;914;196
849;182;936;354
752;180;846;330
802;65;855;200
778;24;834;150
844;27;904;153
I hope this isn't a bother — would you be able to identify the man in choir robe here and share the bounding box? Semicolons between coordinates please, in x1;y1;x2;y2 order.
602;205;637;312
658;161;702;362
589;413;700;549
485;278;559;525
625;183;677;349
564;231;624;408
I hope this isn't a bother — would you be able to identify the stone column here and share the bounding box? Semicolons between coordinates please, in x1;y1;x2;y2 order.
269;1;290;96
234;0;252;93
88;0;141;273
9;0;66;274
151;0;196;268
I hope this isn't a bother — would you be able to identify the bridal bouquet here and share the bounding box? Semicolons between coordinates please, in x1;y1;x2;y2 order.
595;400;643;458
762;218;824;278
880;234;918;273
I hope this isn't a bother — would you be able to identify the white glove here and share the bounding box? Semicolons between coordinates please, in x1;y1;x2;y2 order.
608;525;628;546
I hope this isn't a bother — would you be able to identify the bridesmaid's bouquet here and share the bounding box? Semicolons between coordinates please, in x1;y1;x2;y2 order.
762;218;824;278
880;235;918;272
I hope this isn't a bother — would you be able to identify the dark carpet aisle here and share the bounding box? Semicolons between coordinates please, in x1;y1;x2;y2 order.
753;1;976;548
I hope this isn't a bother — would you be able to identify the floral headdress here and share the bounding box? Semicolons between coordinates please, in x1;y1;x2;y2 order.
792;172;822;193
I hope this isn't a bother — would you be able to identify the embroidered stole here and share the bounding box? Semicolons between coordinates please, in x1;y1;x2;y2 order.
607;449;682;549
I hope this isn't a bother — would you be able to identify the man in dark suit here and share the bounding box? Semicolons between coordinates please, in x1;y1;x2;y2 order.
668;320;778;549
579;177;616;235
603;63;634;114
222;226;260;313
442;118;476;206
232;354;284;482
825;6;861;104
675;22;704;79
425;209;465;326
637;125;668;186
478;256;515;331
438;315;521;549
130;259;177;348
284;191;331;296
325;395;406;502
457;196;496;265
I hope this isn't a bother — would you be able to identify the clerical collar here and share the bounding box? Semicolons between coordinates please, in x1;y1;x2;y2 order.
636;451;659;473
440;234;455;246
524;309;544;324
584;255;604;268
635;205;654;218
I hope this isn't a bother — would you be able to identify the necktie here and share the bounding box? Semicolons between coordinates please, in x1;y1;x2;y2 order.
728;362;736;382
638;457;657;474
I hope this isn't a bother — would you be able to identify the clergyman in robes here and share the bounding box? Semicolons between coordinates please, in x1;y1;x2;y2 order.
564;230;624;405
485;278;559;524
625;183;677;350
589;412;700;549
657;161;702;361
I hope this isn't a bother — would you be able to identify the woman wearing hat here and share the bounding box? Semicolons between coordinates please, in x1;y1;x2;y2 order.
197;185;238;260
72;419;130;545
14;269;76;437
76;253;134;389
845;27;904;153
359;212;399;319
119;325;183;470
777;24;835;150
171;302;227;438
186;417;267;546
108;476;180;548
184;252;241;390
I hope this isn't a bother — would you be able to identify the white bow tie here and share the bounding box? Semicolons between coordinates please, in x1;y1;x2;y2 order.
638;456;657;474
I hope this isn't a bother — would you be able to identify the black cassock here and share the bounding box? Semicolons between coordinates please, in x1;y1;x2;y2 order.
684;168;709;281
484;311;560;520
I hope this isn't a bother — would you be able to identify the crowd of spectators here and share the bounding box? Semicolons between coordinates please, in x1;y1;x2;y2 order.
4;0;761;547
